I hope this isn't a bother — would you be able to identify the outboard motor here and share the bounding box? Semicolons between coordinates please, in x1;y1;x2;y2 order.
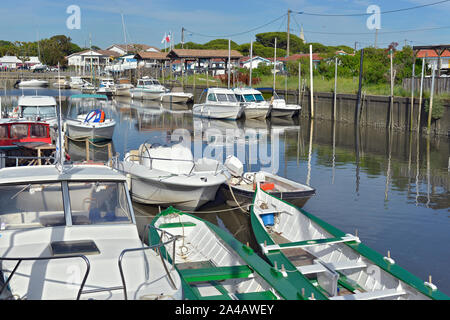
13;80;21;88
224;155;244;178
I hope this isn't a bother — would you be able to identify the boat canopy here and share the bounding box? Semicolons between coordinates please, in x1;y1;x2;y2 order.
69;94;108;100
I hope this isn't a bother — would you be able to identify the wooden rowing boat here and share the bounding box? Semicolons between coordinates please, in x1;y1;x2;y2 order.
251;186;450;300
150;207;323;300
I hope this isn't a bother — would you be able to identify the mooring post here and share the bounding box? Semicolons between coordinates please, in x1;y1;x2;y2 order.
309;45;314;119
390;49;394;129
355;49;364;127
334;57;338;121
417;59;425;133
298;62;301;105
427;64;436;135
410;60;415;132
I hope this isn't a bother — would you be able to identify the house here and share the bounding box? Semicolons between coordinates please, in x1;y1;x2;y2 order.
416;49;450;71
135;51;169;68
105;54;138;73
106;44;160;55
240;56;271;69
66;49;121;74
0;56;22;69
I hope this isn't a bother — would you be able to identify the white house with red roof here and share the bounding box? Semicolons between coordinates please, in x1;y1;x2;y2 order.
416;49;450;71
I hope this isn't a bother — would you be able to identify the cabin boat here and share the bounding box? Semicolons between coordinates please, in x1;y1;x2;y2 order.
0;119;52;150
118;143;226;211
233;88;271;120
114;79;134;97
64;94;116;142
270;92;301;118
14;79;49;88
193;88;244;120
53;76;71;89
161;86;193;104
251;186;450;300
150;207;309;300
222;156;315;208
97;78;115;97
130;77;168;101
69;77;86;89
0;164;183;300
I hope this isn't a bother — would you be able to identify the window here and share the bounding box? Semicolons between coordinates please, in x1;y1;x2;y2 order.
0;183;65;229
30;124;48;138
10;124;28;139
207;94;217;102
227;94;237;102
236;95;245;102
216;94;228;102
21;106;56;119
68;181;132;225
244;94;256;102
254;94;265;102
0;125;8;139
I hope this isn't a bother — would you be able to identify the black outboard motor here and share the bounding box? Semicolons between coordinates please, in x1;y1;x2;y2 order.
13;80;21;88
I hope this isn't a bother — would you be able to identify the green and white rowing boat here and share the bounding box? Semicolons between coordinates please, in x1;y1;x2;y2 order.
149;207;325;300
251;186;450;300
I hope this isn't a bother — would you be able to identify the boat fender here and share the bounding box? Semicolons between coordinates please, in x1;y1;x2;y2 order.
424;276;438;291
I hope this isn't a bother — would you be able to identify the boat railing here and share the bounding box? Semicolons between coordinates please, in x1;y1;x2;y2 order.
118;226;181;300
0;254;90;300
122;153;196;176
0;154;55;168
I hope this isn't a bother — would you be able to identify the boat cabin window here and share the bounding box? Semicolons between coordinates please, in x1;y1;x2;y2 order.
254;94;265;102
0;183;65;230
235;94;244;102
21;106;56;119
216;94;228;102
153;80;161;85
68;181;132;225
0;125;8;139
227;94;237;102
10;124;28;139
244;94;256;102
30;124;48;138
143;81;152;86
207;94;217;102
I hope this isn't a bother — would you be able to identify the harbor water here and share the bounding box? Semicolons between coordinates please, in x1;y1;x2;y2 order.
1;88;449;295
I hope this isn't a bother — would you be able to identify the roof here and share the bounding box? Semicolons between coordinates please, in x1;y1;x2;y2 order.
284;53;324;61
168;49;243;59
233;87;264;95
0;165;126;185
18;96;56;106
0;56;22;63
136;51;169;60
66;50;121;59
416;49;450;58
207;87;236;94
108;44;160;53
241;56;271;63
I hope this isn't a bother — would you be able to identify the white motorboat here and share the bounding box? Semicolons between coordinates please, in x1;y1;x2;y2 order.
233;88;271;120
0;164;182;300
52;76;71;89
114;79;134;97
14;79;49;88
270;92;301;118
69;76;85;89
64;94;116;142
161;86;193;104
118;143;227;211
96;78;115;97
130;77;168;100
193;88;244;120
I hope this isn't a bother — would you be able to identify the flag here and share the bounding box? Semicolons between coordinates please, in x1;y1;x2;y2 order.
161;33;167;44
166;33;171;43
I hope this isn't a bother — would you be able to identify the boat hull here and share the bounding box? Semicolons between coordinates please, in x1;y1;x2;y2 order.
270;108;299;118
161;94;193;104
65;120;116;141
193;104;244;120
244;106;270;120
131;89;164;100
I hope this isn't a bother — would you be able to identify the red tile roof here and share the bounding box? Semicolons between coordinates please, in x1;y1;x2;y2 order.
416;49;450;58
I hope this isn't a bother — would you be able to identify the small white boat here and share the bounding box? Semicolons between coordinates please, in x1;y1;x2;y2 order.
233;88;271;120
69;76;85;89
64;94;116;142
0;164;183;300
222;156;316;208
52;76;71;89
118;143;227;211
193;88;244;120
130;77;167;100
161;86;193;104
96;78;115;97
251;186;450;300
114;79;134;97
15;79;49;88
270;92;301;118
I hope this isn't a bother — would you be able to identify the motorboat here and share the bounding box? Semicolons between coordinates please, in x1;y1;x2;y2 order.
150;207;305;300
0;164;182;300
161;86;193;104
69;76;85;89
193;88;244;120
14;79;49;88
130;77;168;101
270;92;301;118
221;156;316;208
96;78;115;97
117;142;227;211
64;94;116;142
52;76;71;89
114;79;134;97
233;88;271;120
251;186;450;300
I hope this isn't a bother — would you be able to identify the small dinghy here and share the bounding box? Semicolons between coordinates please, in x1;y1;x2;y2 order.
150;207;310;300
251;186;450;300
118;143;227;211
221;156;315;208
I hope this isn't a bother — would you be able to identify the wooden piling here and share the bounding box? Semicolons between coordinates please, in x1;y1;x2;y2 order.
310;45;314;119
427;65;436;135
417;61;425;132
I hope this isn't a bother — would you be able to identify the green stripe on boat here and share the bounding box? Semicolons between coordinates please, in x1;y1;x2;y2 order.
159;222;196;229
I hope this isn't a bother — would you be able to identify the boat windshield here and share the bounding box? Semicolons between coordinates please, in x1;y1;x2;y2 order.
153;80;161;85
21;106;56;119
243;94;256;102
227;94;237;102
235;94;244;102
0;125;7;138
254;94;265;102
68;181;132;225
0;183;65;230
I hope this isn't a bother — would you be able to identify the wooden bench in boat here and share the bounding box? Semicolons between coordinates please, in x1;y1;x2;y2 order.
261;235;360;254
297;261;367;275
179;265;254;283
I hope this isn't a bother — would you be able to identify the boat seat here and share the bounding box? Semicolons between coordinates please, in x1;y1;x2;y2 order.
330;289;407;300
179;265;253;283
298;261;367;275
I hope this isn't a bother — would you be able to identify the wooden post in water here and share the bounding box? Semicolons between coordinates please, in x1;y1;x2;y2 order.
410;59;415;132
334;57;338;121
309;45;314;119
427;64;436;135
390;49;394;129
227;39;231;89
355;49;364;126
417;60;425;132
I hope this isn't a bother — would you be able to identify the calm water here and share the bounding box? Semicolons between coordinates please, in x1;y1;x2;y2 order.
2;88;449;295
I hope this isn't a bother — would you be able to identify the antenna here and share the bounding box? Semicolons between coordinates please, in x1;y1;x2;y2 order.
56;62;65;173
121;12;128;54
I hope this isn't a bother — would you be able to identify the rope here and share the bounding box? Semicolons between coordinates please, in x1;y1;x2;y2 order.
226;178;249;214
65;135;112;148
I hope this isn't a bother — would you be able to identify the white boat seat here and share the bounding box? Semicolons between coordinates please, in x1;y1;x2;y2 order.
330;289;407;300
298;261;367;275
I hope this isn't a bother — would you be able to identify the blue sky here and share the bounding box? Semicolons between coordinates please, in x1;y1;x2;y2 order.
0;0;449;50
